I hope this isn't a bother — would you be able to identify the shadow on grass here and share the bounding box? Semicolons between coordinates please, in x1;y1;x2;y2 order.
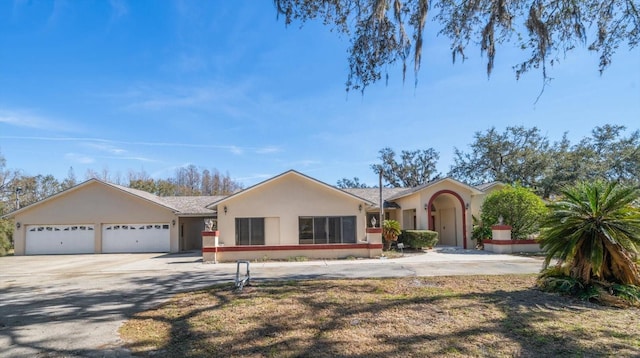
122;276;639;357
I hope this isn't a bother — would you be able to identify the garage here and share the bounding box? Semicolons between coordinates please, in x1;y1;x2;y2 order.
8;179;209;255
25;224;95;255
102;223;171;253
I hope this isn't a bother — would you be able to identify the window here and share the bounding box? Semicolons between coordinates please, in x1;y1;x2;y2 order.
236;218;265;245
298;216;356;244
299;218;313;244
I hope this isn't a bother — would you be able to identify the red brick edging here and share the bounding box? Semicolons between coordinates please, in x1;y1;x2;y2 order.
203;243;383;253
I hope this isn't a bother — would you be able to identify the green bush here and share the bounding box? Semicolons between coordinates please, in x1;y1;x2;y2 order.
481;184;547;239
471;215;492;246
399;230;438;249
0;219;13;256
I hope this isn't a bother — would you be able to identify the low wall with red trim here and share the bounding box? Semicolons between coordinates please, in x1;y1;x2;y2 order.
482;239;540;254
202;243;383;263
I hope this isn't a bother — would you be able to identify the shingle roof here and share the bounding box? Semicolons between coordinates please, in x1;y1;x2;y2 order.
342;188;407;208
474;181;504;191
111;183;223;215
110;183;179;211
161;196;224;216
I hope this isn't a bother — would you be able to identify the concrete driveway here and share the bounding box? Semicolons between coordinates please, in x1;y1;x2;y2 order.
0;249;544;357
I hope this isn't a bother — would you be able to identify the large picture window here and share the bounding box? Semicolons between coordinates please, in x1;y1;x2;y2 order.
298;216;356;244
236;218;265;245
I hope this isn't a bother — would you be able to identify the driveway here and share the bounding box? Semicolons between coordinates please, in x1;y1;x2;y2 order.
0;249;544;357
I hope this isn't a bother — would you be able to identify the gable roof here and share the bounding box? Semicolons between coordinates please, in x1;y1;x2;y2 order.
208;170;376;208
3;178;179;219
386;177;484;201
4;179;230;218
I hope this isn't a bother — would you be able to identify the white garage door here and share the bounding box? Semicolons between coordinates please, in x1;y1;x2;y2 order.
26;225;95;255
102;223;170;253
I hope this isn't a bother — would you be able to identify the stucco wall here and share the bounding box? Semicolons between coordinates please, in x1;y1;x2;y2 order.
12;181;179;255
216;173;368;246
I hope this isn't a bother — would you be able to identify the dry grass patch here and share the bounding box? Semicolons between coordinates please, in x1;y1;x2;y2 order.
120;275;640;357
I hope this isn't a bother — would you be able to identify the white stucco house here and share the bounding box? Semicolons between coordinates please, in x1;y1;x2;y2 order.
5;169;503;258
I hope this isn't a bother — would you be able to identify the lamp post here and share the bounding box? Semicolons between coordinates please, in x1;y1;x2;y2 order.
15;187;22;210
379;170;383;227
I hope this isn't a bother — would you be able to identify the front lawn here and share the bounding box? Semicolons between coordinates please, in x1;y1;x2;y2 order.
120;275;640;357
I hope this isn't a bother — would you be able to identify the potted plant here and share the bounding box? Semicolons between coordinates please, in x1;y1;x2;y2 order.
382;219;401;251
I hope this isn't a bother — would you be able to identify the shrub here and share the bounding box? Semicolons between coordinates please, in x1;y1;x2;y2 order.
288;256;308;262
399;230;438;249
0;219;13;256
481;184;547;239
538;268;640;307
471;215;492;246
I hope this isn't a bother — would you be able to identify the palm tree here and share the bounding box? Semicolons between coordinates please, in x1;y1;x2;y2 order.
382;219;401;251
539;180;640;286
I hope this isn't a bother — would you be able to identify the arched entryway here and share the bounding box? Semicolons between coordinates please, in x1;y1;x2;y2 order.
427;190;467;249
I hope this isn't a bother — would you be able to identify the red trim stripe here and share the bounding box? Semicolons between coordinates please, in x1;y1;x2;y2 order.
202;243;382;253
482;239;538;245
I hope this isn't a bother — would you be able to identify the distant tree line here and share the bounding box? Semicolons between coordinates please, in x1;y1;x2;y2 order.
338;124;640;199
124;165;242;197
0;156;243;215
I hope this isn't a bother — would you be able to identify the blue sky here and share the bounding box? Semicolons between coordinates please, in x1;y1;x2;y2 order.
1;1;638;187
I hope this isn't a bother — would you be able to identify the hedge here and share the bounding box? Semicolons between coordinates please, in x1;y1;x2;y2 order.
399;230;439;249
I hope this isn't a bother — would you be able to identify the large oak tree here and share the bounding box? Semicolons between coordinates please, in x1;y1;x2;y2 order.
274;0;639;92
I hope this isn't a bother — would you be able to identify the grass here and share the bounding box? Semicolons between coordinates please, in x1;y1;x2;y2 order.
120;275;640;357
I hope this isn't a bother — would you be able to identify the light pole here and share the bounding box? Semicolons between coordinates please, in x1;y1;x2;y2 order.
379;170;383;227
15;187;22;210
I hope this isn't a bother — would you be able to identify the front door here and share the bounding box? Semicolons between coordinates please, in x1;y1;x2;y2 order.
439;208;457;246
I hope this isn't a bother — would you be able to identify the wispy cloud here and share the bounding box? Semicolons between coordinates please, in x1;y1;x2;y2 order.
0;136;281;156
120;84;246;112
109;0;128;19
65;153;95;164
109;82;278;125
46;0;70;28
82;142;128;155
234;173;274;184
0;108;77;132
256;145;282;154
97;155;158;163
285;159;321;168
228;145;243;155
